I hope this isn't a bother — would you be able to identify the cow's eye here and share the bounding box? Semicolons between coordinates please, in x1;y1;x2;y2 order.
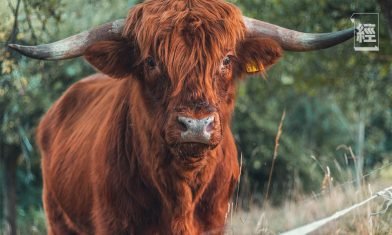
146;57;156;68
222;56;231;66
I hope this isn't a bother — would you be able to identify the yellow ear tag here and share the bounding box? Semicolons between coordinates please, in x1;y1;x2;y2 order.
246;63;264;73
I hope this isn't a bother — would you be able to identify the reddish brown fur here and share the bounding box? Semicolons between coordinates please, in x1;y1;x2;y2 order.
37;0;282;234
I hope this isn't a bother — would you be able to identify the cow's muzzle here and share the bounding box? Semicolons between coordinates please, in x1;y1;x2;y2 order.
165;109;222;157
177;115;215;144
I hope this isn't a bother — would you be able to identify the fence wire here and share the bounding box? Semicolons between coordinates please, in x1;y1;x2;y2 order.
280;186;392;235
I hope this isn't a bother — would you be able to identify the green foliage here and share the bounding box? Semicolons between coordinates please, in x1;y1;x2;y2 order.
230;0;392;203
0;0;130;232
17;207;46;235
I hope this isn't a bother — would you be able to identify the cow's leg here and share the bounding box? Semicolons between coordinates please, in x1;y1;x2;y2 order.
43;189;78;235
92;206;135;235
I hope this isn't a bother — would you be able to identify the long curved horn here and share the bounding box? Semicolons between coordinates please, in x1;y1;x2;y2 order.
9;17;353;59
243;17;354;51
8;19;125;60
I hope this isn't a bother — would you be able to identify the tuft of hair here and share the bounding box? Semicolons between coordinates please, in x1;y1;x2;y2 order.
122;0;246;95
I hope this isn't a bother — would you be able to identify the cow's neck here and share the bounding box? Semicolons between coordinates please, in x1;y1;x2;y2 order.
134;134;219;232
128;83;220;232
152;151;218;232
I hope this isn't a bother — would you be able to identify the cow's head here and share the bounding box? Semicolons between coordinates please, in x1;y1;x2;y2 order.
9;0;353;158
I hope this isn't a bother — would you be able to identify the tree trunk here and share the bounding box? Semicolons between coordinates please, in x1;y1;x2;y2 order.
1;143;18;235
355;111;365;189
379;0;392;39
2;0;22;233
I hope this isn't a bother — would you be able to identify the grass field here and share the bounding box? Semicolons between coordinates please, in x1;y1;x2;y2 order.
14;165;392;235
227;176;392;234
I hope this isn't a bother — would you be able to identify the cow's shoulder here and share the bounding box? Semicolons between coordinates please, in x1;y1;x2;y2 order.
36;73;128;153
52;74;120;119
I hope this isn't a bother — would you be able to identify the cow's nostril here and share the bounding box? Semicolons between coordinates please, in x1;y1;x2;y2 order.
206;121;214;132
178;119;188;131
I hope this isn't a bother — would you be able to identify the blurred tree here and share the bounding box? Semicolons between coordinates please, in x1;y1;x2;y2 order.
379;0;392;37
230;0;391;202
1;1;21;234
0;0;129;233
1;1;64;233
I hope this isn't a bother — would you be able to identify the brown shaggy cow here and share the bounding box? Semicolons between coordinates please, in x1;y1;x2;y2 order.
9;0;353;234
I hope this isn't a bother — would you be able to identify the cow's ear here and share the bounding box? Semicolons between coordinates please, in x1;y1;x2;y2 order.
84;40;138;79
235;37;282;76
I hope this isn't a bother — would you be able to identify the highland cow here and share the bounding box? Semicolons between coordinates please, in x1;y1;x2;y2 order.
9;0;353;234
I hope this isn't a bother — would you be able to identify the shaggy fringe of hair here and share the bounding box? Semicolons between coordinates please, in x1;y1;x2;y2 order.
123;0;246;97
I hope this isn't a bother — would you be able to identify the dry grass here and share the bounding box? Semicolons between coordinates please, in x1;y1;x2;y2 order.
227;178;392;235
15;173;392;235
226;111;392;235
